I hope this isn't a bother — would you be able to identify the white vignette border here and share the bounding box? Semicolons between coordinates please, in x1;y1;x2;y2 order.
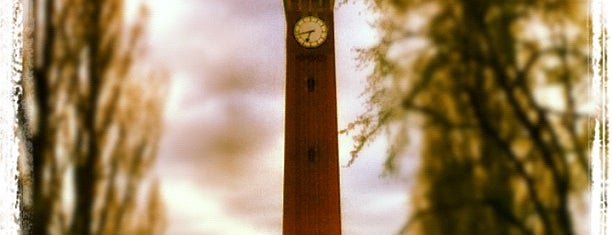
0;0;610;235
591;0;611;234
0;0;23;234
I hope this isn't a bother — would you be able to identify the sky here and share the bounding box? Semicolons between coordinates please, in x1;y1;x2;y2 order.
143;0;415;234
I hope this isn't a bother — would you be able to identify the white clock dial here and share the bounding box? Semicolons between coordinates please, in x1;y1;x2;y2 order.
293;16;328;48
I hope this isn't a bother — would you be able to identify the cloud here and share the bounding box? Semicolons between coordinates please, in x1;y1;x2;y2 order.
151;6;287;225
161;179;277;235
151;0;286;173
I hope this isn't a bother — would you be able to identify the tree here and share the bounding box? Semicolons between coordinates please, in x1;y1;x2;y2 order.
19;0;166;234
344;0;590;234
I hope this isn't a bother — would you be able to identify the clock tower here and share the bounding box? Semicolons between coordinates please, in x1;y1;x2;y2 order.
282;0;341;234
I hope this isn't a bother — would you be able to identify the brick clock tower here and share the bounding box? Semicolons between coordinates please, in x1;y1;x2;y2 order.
282;0;341;234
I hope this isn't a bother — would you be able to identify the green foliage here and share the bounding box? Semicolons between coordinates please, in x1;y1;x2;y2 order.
345;0;590;234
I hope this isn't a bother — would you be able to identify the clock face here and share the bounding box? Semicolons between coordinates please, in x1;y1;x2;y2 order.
293;16;328;48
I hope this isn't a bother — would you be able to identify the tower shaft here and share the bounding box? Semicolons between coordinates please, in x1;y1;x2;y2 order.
283;1;341;234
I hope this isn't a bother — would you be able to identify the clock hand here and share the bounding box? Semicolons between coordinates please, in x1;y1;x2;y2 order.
298;29;315;35
305;30;315;42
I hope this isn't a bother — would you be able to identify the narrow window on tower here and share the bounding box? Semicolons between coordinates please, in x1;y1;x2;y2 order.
307;147;316;162
307;76;316;92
